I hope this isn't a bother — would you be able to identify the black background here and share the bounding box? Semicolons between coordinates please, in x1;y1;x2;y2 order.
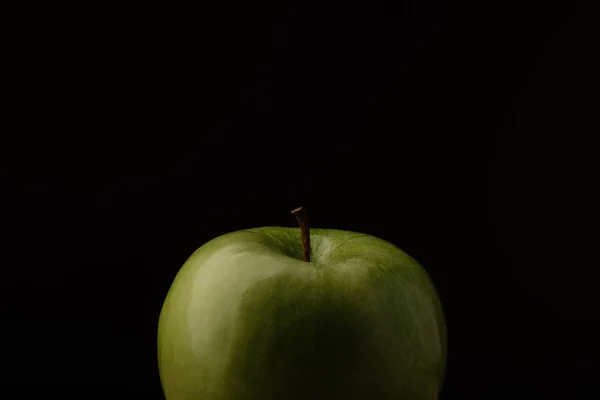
2;0;598;398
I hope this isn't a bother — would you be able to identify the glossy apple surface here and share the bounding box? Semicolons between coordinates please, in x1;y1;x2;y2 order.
158;227;446;399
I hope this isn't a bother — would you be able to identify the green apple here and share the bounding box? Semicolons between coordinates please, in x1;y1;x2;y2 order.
158;207;446;399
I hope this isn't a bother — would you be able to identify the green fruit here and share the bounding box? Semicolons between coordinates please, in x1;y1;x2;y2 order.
158;209;446;399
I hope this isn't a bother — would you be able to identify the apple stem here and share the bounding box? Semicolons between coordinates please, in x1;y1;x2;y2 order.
291;206;311;262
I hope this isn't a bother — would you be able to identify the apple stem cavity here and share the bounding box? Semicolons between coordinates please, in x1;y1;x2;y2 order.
291;206;311;262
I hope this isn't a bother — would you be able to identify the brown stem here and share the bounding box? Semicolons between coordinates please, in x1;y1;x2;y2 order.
291;206;311;262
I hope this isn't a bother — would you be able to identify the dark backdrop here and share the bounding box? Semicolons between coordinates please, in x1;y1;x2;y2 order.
2;0;598;398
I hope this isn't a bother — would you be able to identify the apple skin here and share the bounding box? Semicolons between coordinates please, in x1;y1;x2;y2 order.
158;227;446;400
